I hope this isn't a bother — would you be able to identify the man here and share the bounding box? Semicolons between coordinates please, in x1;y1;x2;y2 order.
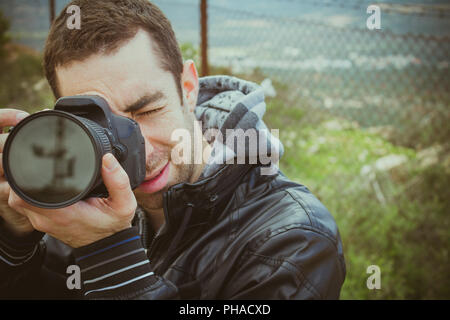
0;0;345;299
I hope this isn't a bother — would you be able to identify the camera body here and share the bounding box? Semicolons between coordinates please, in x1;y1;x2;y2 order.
53;95;146;198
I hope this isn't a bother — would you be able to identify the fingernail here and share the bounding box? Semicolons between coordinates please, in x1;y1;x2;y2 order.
103;153;118;171
16;112;28;121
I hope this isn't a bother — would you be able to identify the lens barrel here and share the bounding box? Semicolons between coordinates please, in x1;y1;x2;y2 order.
3;110;114;208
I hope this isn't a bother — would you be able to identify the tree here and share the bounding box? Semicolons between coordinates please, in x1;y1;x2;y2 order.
0;9;10;59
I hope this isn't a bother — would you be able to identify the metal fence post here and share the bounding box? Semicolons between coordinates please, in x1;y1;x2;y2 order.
49;0;55;27
200;0;209;76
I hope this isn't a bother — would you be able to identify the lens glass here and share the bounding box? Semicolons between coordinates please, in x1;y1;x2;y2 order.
7;114;97;205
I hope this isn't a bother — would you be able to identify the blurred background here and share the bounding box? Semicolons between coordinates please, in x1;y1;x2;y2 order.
0;0;448;299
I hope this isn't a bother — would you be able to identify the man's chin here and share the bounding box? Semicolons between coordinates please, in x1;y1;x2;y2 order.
134;186;167;212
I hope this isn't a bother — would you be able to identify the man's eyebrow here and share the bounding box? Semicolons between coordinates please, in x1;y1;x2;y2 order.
123;91;165;113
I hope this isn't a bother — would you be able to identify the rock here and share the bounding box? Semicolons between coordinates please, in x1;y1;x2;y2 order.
417;145;443;168
374;154;408;172
360;154;408;177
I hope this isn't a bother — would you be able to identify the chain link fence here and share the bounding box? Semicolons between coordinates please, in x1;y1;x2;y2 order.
159;0;449;148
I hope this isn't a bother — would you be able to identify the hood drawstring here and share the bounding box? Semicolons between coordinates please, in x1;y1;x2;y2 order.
159;203;194;273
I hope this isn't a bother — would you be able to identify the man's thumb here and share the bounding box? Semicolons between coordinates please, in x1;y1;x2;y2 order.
101;153;136;212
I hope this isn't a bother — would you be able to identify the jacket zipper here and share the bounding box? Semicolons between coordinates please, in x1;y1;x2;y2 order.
146;226;164;260
146;190;172;260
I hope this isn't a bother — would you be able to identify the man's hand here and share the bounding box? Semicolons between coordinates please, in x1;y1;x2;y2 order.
8;152;137;248
0;108;34;237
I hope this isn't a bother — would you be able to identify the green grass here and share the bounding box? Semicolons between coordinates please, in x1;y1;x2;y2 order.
278;122;416;184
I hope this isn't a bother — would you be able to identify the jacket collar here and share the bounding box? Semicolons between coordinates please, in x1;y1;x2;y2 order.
161;163;256;235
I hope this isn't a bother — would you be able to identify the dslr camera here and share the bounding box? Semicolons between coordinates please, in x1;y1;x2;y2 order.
2;95;146;208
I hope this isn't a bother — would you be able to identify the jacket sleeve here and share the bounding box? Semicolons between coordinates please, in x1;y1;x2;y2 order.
221;227;346;300
0;223;179;299
71;226;179;300
0;221;46;298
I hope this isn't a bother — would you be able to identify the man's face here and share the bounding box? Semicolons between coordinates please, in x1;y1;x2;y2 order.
56;29;199;212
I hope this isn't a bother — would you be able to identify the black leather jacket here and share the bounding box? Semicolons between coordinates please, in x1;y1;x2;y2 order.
0;162;346;299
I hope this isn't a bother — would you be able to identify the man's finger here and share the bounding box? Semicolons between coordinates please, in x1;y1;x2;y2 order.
0;109;29;129
0;133;8;153
7;188;66;217
101;153;136;213
20;207;52;233
0;181;9;201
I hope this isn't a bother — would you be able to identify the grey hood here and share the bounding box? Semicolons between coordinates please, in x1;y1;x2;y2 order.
195;75;284;179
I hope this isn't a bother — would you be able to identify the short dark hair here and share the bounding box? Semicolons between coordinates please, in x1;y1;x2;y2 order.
43;0;183;101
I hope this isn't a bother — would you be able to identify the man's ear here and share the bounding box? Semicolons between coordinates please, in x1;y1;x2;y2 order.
181;59;199;113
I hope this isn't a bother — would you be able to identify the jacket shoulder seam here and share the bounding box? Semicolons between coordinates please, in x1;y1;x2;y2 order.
284;188;315;226
252;222;339;255
283;189;338;245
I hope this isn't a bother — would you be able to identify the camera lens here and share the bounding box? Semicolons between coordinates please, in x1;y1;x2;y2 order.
3;110;112;208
